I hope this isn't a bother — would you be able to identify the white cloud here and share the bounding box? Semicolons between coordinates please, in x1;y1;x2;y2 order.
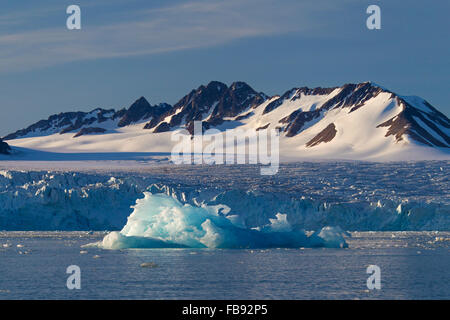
0;0;331;73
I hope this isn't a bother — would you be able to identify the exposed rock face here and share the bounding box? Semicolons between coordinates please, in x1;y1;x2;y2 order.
256;123;270;131
263;87;335;115
306;123;337;147
153;122;171;133
144;81;266;134
320;82;385;111
209;81;266;118
280;109;322;138
117;97;171;127
73;127;107;138
377;97;450;147
275;83;387;138
0;138;11;154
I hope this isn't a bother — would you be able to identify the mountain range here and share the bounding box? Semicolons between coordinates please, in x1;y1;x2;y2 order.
2;81;449;161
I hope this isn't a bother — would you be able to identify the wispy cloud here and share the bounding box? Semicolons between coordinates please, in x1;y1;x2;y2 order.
0;0;332;73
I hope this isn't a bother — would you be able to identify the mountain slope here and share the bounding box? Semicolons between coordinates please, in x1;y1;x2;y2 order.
3;81;449;161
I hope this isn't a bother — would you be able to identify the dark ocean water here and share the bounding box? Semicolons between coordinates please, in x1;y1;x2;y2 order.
0;231;449;300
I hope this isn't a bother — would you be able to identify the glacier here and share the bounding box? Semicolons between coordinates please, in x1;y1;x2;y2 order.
0;162;448;236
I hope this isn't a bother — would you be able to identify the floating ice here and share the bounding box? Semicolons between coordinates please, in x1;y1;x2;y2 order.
87;192;348;249
309;226;349;248
140;262;158;268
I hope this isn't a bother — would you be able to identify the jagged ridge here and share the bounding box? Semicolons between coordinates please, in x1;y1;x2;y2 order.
3;81;449;152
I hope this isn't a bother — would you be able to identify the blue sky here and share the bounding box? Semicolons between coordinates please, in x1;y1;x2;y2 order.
0;0;449;136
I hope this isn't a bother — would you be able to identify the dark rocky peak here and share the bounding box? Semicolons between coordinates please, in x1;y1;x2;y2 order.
118;97;172;128
185;81;228;108
130;96;151;111
263;86;338;115
377;97;450;148
275;82;389;137
292;86;337;99
184;82;266;134
341;82;387;111
318;82;387;112
0;138;11;154
118;97;153;127
263;89;297;115
144;81;229;131
156;102;173;110
210;81;266;119
146;81;267;133
175;81;228;114
206;80;229;92
229;81;257;92
397;96;450;128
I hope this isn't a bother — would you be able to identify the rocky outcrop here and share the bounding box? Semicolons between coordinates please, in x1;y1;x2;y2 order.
144;81;266;134
73;127;107;138
117;97;171;127
263;87;335;115
280;109;322;137
377;97;450;147
271;83;388;138
306;123;337;147
0;138;11;154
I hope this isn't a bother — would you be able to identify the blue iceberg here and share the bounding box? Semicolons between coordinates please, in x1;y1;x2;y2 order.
87;192;348;249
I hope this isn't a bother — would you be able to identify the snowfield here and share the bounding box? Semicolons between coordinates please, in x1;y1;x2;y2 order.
0;162;448;232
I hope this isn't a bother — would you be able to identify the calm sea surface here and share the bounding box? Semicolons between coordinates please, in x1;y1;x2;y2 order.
0;231;449;300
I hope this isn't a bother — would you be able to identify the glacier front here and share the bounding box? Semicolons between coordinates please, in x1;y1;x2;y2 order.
0;162;448;234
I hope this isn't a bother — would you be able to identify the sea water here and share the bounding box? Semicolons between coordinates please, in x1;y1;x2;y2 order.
0;231;449;300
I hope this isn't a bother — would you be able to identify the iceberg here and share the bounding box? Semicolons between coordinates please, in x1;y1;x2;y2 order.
86;192;348;249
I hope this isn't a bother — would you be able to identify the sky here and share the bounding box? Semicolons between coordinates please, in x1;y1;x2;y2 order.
0;0;449;136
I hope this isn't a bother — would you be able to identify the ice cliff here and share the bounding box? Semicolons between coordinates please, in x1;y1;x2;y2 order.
0;167;448;232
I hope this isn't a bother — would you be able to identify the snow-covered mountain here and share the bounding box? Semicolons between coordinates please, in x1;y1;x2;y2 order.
3;81;450;161
2;97;172;140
